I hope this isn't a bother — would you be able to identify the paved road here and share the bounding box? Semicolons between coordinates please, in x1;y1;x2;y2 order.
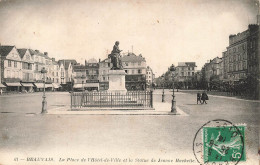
0;90;259;165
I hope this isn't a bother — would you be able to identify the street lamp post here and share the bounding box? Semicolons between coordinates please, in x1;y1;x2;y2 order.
41;67;48;114
170;64;177;113
162;74;165;102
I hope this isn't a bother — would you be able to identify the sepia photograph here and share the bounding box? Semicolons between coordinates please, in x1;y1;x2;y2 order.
0;0;259;164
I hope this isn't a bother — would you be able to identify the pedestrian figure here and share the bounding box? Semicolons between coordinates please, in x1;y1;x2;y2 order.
201;91;208;104
197;92;201;104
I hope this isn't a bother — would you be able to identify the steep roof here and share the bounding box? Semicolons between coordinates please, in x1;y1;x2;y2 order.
17;49;27;58
0;46;15;57
58;59;77;69
28;49;36;55
121;53;146;62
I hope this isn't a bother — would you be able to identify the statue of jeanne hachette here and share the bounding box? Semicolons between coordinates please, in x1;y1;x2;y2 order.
108;41;123;70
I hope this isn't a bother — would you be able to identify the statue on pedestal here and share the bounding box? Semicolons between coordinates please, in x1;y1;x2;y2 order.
108;41;123;70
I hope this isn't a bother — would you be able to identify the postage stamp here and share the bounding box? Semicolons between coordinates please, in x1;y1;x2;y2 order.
193;119;246;165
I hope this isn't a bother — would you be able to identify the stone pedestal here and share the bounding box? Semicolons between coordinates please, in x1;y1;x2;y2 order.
108;70;127;94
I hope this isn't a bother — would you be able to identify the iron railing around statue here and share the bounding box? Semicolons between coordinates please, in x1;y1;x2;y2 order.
71;91;153;109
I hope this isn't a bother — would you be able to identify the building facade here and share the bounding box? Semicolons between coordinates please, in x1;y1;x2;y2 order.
85;58;99;91
203;57;223;82
99;58;112;90
17;49;34;92
222;24;260;99
146;66;154;89
0;46;23;91
175;62;197;89
121;53;147;90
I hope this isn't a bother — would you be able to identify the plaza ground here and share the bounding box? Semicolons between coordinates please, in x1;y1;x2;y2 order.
0;90;259;165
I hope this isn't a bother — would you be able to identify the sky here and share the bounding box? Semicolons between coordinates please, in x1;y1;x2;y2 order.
0;0;258;77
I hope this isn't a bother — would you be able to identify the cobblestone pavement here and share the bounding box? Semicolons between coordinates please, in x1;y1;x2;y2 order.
0;90;259;165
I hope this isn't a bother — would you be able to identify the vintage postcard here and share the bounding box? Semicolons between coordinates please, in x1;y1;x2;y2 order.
0;0;259;164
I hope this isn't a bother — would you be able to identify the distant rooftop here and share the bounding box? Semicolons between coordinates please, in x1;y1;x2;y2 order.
177;62;196;67
121;53;146;62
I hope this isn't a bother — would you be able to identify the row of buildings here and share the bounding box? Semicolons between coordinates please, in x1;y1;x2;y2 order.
0;45;155;92
72;53;154;91
155;23;260;99
200;24;259;98
155;62;197;89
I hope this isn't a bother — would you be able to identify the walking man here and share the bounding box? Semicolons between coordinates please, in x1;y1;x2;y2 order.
201;91;208;104
197;92;201;104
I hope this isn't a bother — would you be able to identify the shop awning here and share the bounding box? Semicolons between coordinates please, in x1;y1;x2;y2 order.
0;83;6;87
34;83;44;88
52;83;61;89
84;83;99;88
73;84;83;89
5;83;22;87
45;84;53;88
21;83;34;87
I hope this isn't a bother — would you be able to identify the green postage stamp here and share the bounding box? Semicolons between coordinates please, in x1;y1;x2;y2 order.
193;119;246;165
203;125;246;163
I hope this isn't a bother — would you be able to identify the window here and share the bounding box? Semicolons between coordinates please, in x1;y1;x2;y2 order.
138;62;141;66
103;76;105;81
125;70;128;73
125;62;128;66
138;69;141;74
8;60;11;67
86;70;89;75
132;70;135;74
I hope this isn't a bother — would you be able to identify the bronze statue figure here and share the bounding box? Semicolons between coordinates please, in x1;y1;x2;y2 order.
108;41;123;70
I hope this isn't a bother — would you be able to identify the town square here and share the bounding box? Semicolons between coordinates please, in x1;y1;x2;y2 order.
0;0;260;165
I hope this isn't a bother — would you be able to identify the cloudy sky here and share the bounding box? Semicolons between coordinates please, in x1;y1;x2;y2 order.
0;0;258;76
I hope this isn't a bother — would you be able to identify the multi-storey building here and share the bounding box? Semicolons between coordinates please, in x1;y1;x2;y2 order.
203;57;223;82
0;46;23;91
222;24;260;99
72;64;86;91
17;49;35;92
223;27;250;81
121;53;146;90
58;59;77;91
85;58;99;91
175;62;196;89
146;66;154;89
99;58;112;90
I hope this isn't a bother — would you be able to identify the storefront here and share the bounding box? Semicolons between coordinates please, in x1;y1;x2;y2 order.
0;83;6;94
52;83;61;91
21;83;34;92
34;83;44;92
85;83;99;91
73;83;99;91
45;83;53;91
4;82;22;92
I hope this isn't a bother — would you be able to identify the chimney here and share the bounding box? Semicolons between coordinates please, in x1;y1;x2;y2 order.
99;58;101;62
44;52;48;56
52;58;55;62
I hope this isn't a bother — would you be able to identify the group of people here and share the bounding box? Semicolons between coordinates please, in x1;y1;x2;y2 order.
197;91;209;104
